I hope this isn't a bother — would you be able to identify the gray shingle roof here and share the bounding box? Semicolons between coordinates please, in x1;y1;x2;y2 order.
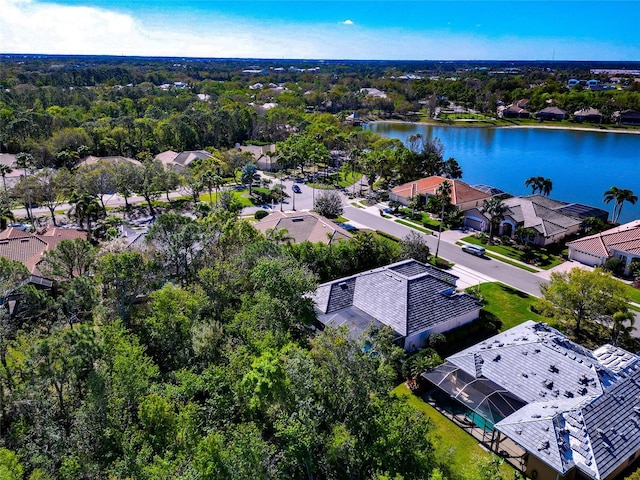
313;259;480;338
426;320;640;480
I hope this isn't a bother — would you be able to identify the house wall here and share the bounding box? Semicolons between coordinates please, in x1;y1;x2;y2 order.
403;308;480;351
389;192;410;206
525;455;576;480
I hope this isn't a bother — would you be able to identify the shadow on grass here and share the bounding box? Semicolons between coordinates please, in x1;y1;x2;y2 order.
498;284;531;299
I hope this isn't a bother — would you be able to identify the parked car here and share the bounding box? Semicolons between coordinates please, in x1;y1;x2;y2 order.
292;185;302;193
462;245;486;257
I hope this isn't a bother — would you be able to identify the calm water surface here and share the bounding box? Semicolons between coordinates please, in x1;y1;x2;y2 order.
365;122;640;223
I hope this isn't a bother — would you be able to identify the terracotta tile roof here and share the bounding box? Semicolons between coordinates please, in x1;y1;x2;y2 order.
0;227;87;275
391;176;490;206
567;220;640;258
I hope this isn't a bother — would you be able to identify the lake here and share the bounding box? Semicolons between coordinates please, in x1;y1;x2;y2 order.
365;122;640;224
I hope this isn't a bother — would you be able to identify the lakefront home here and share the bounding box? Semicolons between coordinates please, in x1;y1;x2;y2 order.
463;195;607;246
574;107;603;123
567;220;640;276
536;106;568;121
389;176;491;211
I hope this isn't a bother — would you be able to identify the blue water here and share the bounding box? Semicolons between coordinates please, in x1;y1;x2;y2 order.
365;122;640;224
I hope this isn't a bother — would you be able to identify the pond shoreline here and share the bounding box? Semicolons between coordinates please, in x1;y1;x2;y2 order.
368;118;640;135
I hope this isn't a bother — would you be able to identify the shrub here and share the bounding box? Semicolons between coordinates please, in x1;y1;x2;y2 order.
427;333;447;352
254;209;269;220
603;257;625;276
314;190;344;218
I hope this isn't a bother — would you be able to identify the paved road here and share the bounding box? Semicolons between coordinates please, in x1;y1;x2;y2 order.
343;205;547;297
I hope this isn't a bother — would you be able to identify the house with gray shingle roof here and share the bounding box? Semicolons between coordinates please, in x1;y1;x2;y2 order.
567;220;640;276
312;259;481;350
424;320;640;480
499;195;607;246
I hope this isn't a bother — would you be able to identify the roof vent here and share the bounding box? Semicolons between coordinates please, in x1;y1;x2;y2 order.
634;406;640;415
537;440;550;451
339;282;348;290
549;364;559;374
544;379;554;389
493;354;501;362
597;428;606;436
578;387;588;395
564;391;574;398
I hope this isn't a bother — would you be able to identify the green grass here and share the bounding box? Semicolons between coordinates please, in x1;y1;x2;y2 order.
334;216;349;223
395;219;435;235
463;236;564;270
350;202;364;208
337;171;361;189
621;282;640;305
198;191;254;207
472;282;551;331
393;384;515;480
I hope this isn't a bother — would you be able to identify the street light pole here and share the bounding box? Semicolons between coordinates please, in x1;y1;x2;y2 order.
280;173;283;212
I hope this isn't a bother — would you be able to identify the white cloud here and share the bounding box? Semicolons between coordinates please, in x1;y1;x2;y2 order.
0;0;638;60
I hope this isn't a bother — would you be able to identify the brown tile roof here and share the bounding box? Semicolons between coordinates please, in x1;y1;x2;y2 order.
391;176;491;206
0;227;87;275
254;211;352;244
567;220;640;258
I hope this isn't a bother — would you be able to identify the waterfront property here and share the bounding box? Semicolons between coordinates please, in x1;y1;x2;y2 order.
389;176;491;211
614;109;640;125
574;108;603;123
312;259;481;351
567;219;640;275
536;106;568;121
463;195;607;245
424;320;640;480
365;122;640;223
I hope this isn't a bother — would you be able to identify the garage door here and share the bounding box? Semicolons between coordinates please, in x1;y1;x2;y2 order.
465;218;484;231
569;249;603;267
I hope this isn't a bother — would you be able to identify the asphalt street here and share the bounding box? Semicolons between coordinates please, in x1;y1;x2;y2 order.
343;205;547;297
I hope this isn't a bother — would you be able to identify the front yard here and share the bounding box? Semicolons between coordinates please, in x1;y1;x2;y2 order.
462;235;565;270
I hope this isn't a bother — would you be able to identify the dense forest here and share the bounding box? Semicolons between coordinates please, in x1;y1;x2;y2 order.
2;56;640;164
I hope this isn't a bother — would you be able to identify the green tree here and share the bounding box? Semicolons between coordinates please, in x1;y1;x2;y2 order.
525;176;552;196
482;197;507;245
34;168;73;226
277;133;330;176
0;448;23;480
540;268;628;336
603;186;637;223
39;238;96;282
314;190;344;218
240;163;259;196
399;231;431;264
146;213;203;284
0;164;12;207
96;251;158;324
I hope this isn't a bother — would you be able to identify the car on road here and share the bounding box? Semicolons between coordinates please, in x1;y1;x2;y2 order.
336;222;358;232
292;185;302;193
462;244;486;257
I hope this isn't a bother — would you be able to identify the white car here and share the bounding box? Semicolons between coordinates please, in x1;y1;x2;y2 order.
462;245;486;256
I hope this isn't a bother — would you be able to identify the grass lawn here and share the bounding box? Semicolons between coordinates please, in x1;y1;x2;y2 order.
463;236;564;270
337;171;360;189
395;219;436;235
198;190;254;207
621;282;640;305
393;384;515;480
472;282;552;331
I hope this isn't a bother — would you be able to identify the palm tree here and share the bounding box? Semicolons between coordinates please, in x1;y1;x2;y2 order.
434;180;452;258
240;164;260;196
603;186;638;223
0;204;15;230
200;170;222;207
482;197;507;245
540;178;553;196
0;164;12;205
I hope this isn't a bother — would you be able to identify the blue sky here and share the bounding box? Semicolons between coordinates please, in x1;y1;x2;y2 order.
2;0;640;60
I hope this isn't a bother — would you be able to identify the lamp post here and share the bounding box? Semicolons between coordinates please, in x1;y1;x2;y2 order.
279;173;283;212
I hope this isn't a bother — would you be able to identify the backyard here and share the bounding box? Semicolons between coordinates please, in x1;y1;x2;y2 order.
393;383;516;480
